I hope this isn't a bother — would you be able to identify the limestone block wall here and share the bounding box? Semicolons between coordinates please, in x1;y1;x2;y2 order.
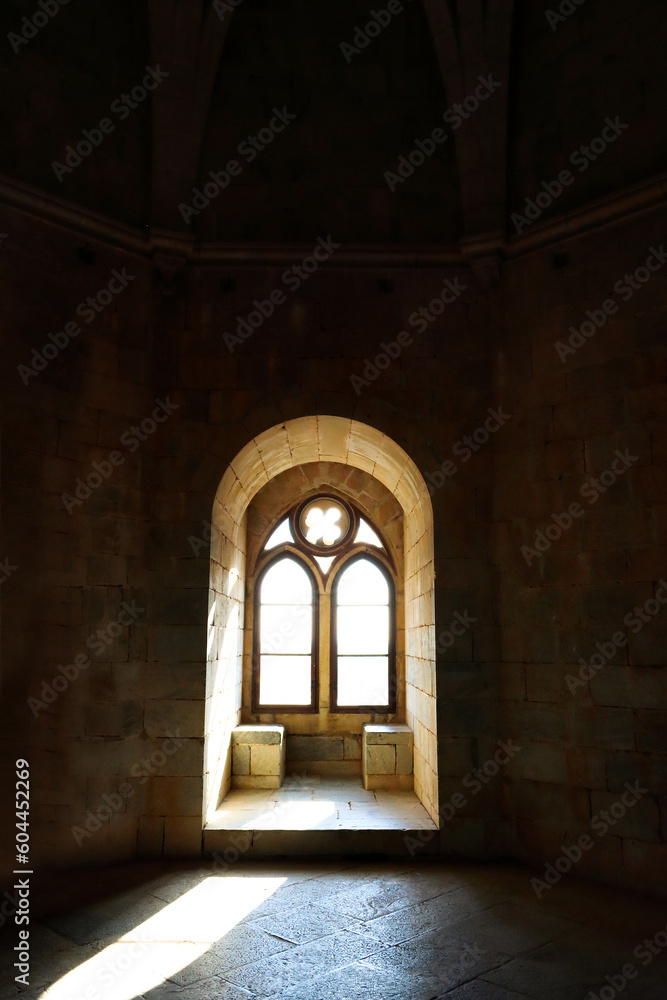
286;733;362;777
490;204;667;895
0;185;664;895
205;496;245;817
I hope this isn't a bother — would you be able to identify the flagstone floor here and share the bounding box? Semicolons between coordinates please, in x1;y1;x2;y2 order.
1;858;666;999
208;776;437;831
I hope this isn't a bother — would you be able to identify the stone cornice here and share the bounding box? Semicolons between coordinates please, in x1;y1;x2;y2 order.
1;171;666;269
504;172;667;258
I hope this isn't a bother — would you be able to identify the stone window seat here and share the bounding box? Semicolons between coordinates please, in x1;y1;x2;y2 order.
231;724;286;789
362;724;413;790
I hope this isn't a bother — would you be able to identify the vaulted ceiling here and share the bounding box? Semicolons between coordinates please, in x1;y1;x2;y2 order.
0;0;663;259
146;0;513;256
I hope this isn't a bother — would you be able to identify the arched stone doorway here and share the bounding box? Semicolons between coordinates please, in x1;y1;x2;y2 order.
205;416;438;826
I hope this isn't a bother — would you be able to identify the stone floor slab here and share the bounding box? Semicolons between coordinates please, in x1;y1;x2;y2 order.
247;900;364;944
2;859;665;1000
168;923;293;983
208;776;436;831
226;927;384;996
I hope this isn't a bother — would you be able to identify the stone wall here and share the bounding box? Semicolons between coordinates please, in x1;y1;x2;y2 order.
492;211;667;894
1;189;665;894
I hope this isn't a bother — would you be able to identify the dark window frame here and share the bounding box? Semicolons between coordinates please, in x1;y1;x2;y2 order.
329;552;397;714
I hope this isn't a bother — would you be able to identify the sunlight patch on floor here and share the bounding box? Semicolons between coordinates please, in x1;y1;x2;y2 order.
39;875;286;1000
207;776;437;831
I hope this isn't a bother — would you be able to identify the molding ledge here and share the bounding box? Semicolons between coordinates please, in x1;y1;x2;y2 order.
1;171;666;269
504;172;667;258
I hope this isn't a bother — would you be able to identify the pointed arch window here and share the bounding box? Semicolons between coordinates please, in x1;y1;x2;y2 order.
332;556;394;712
251;496;396;714
254;556;318;712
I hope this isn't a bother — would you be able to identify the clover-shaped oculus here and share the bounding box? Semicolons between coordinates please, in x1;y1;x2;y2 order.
299;498;351;548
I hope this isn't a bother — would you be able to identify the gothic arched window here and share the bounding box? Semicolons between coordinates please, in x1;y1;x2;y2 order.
331;555;394;712
252;495;396;714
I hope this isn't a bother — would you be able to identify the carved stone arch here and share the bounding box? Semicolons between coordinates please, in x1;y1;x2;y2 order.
204;415;438;826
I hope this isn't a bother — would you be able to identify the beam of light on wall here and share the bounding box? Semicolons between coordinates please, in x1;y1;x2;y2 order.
39;876;285;1000
205;600;242;821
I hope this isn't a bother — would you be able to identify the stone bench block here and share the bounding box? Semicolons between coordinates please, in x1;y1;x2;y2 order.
362;724;413;791
232;724;286;789
364;724;413;745
232;724;284;745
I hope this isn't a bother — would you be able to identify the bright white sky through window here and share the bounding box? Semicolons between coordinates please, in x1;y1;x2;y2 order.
259;557;312;705
264;518;294;549
336;558;389;706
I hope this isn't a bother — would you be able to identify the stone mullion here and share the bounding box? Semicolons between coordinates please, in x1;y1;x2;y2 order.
318;588;331;723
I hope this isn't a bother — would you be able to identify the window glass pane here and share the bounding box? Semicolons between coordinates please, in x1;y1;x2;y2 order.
259;655;312;705
337;606;388;655
354;518;383;548
335;558;391;707
264;518;294;550
260;604;311;654
336;558;388;605
337;657;389;706
261;557;312;605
